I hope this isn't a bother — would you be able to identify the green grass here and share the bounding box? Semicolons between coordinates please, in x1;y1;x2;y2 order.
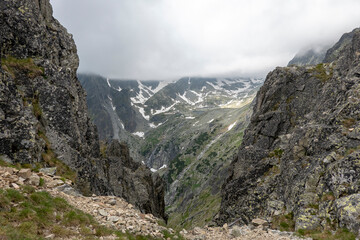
271;212;295;232
342;118;356;128
1;56;44;79
38;129;77;182
297;228;356;240
311;63;333;83
0;187;172;240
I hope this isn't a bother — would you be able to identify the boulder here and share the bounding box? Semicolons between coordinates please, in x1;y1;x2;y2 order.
18;169;32;179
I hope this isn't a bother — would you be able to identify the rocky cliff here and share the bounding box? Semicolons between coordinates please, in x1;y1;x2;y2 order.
0;0;165;219
218;28;360;236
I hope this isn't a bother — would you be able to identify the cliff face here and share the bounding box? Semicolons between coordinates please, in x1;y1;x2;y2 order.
218;28;360;235
0;0;165;219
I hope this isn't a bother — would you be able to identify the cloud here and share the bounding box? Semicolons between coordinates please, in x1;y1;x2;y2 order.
50;0;360;80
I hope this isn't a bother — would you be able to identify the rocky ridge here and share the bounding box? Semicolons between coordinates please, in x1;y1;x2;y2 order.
0;165;307;239
287;47;328;67
0;0;164;218
218;27;360;237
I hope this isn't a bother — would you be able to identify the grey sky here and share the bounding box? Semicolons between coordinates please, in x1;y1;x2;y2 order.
50;0;360;80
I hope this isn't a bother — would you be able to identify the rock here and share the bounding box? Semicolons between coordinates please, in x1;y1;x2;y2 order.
107;216;120;223
18;169;32;179
56;184;82;197
251;218;269;227
3;167;15;175
217;27;360;236
11;183;20;189
28;174;40;186
17;177;25;185
108;199;117;205
45;234;55;239
223;223;228;230
230;225;244;237
39;168;57;176
46;180;64;188
99;209;108;217
335;194;360;234
0;0;163;220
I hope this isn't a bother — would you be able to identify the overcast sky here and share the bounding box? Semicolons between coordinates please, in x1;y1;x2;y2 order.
50;0;360;80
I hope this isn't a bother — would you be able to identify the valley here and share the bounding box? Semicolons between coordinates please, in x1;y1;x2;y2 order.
2;0;360;239
80;74;263;228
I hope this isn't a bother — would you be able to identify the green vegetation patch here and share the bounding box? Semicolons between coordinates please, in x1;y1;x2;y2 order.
268;148;284;159
38;130;77;182
297;228;356;240
342;118;356;128
1;56;44;79
271;212;295;232
311;63;333;83
168;188;221;230
0;187;173;240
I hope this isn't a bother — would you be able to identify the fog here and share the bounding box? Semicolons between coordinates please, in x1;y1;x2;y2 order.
50;0;360;80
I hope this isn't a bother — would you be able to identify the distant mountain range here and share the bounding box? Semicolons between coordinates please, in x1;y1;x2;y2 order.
79;74;262;140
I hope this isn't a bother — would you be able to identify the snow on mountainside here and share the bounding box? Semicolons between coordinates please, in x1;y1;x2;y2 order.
79;74;263;140
144;77;263;118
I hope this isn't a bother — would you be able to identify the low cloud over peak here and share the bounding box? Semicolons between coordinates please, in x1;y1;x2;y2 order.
51;0;360;80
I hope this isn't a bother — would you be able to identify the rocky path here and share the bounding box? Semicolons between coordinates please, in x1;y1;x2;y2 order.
0;166;307;240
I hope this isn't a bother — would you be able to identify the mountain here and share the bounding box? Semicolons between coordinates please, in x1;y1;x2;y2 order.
0;0;164;219
80;74;263;228
80;74;262;138
217;28;360;236
287;46;328;66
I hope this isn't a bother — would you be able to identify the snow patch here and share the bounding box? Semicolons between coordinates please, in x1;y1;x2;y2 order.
185;116;195;119
208;119;214;123
177;93;195;105
151;101;178;115
132;132;145;138
159;164;167;170
227;121;237;131
152;81;168;93
107;96;116;111
149;122;164;128
193;121;199;126
150;168;157;173
106;78;111;87
134;105;150;121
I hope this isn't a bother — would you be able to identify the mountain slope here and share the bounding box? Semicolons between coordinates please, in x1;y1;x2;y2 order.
217;28;360;236
0;0;164;219
287;47;328;66
80;73;263;228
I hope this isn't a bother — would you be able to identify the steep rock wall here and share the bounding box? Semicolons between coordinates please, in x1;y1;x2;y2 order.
0;0;165;219
218;28;360;235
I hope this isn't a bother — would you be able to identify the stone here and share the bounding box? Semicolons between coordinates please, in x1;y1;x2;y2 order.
107;216;120;223
99;209;108;217
18;169;32;179
28;174;40;186
230;225;244;237
251;218;269;227
3;167;15;175
17;177;25;185
11;183;20;189
108;199;117;206
46;180;64;188
56;184;82;197
335;194;360;234
45;234;55;239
